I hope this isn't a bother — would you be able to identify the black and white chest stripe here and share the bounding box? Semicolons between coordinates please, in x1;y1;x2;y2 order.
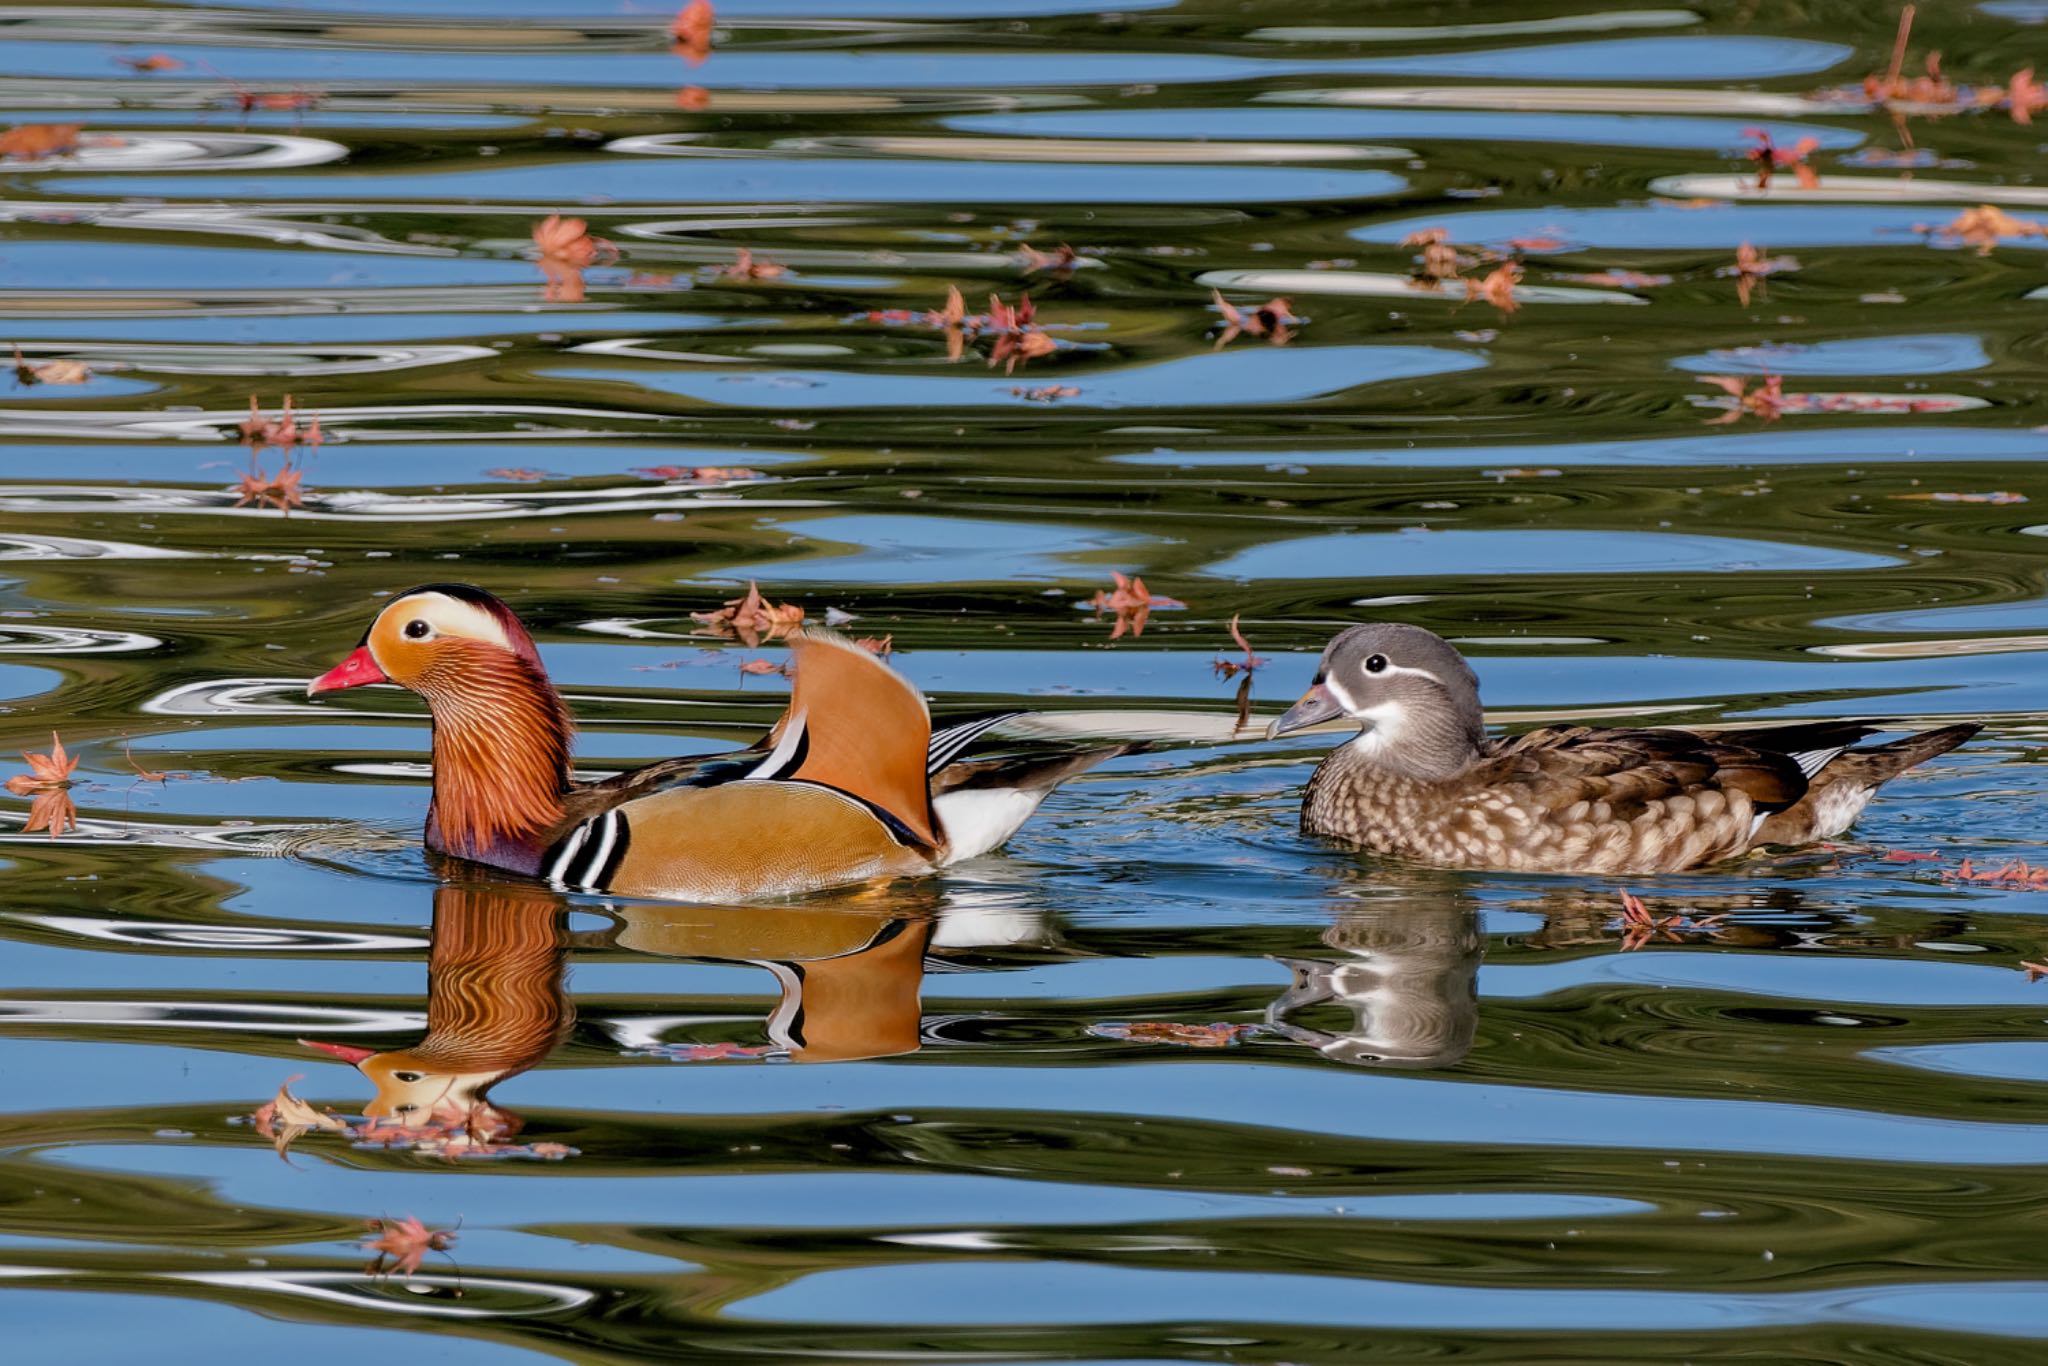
542;808;632;892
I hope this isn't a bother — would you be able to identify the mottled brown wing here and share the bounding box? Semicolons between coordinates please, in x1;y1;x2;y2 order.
1474;726;1807;820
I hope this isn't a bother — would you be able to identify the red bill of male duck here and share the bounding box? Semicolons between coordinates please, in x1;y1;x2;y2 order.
308;584;1124;902
1267;623;1980;875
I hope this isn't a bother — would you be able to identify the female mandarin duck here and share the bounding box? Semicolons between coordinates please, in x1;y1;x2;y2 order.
309;584;1118;901
1268;623;1978;875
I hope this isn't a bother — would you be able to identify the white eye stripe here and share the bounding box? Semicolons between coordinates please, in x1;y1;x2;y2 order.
1374;661;1442;685
391;593;516;653
1325;660;1441;718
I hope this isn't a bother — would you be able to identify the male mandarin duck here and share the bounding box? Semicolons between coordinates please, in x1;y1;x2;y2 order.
308;583;1122;902
1268;623;1979;875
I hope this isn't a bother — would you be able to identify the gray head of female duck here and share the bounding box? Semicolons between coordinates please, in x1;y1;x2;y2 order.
1265;623;1487;780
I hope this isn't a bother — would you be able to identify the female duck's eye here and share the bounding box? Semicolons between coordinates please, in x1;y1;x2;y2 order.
1365;654;1388;674
403;620;430;640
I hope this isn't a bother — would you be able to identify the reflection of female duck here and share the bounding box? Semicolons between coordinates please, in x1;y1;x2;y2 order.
1263;904;1480;1069
301;881;571;1131
605;903;933;1063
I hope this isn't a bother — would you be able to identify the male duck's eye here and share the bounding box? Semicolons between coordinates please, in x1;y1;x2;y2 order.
1365;654;1388;674
403;620;430;640
394;1071;422;1082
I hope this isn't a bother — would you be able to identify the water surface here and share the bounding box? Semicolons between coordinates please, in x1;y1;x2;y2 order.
1;2;2045;1362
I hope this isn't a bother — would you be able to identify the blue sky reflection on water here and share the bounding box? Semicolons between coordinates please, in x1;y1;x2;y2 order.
0;2;2044;1361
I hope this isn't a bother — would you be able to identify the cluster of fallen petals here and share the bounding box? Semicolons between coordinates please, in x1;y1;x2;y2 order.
1210;290;1301;347
1721;241;1800;306
691;581;804;647
239;394;320;453
630;464;764;482
1697;373;1786;424
1742;128;1821;191
629;1039;779;1061
357;1106;570;1159
123;740;187;785
249;1074;344;1156
249;1075;570;1161
1464;261;1521;315
1088;1020;1262;1048
1010;384;1079;401
2009;66;2048;125
17;732;75;783
0;123;82;160
1087;571;1183;641
1398;230;1523;314
220;84;323;124
1922;205;2046;255
1551;269;1672;289
1017;241;1077;276
1213;615;1267;679
1808;6;2048;140
718;247;787;280
1403;227;1467;281
6;732;78;839
11;344;90;386
234;395;321;512
672;0;715;66
1693;377;1964;423
1941;857;2048;889
859;286;1064;370
233;459;305;512
1863;9;1954;108
1615;889;1727;952
983;291;1058;371
533;213;618;303
364;1216;460;1281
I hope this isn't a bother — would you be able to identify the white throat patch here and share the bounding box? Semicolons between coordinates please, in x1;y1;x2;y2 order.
1346;699;1409;754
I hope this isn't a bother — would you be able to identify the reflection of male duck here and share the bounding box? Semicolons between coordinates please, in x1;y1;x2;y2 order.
301;880;571;1133
1263;904;1480;1069
604;903;933;1063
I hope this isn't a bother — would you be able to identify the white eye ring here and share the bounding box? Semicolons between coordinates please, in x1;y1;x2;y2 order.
1364;653;1388;674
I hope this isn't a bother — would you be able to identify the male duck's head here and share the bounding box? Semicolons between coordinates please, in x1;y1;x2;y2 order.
308;583;547;701
1266;623;1485;776
308;584;572;858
